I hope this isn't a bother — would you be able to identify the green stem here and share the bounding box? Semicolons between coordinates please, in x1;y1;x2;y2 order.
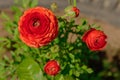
52;76;55;80
61;14;68;18
73;0;77;6
68;0;77;6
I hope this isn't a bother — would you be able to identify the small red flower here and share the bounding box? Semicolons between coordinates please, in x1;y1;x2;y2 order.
82;28;107;51
72;7;80;17
44;60;60;76
18;7;58;48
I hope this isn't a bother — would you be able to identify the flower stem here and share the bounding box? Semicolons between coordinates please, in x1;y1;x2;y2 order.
73;0;77;6
68;0;77;6
52;76;55;80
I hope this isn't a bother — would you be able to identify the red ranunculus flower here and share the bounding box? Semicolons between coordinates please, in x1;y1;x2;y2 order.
18;7;58;48
44;60;60;76
72;7;80;17
82;28;107;51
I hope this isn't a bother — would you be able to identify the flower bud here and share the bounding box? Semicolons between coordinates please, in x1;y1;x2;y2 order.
44;60;60;76
65;6;80;17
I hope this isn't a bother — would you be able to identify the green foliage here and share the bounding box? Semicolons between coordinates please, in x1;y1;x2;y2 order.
0;0;111;80
0;8;92;80
14;0;38;9
17;57;46;80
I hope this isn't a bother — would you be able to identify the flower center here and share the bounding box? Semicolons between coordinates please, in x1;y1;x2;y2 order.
94;38;100;46
95;39;99;43
33;20;40;27
50;67;55;72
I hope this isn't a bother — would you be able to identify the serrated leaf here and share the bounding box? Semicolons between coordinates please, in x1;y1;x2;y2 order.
17;57;46;80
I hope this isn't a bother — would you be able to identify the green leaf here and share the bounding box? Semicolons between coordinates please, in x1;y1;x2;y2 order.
11;6;22;21
0;62;6;80
17;57;46;80
81;18;88;25
69;46;74;51
4;21;14;34
11;75;17;80
29;0;38;7
54;38;60;44
56;74;74;80
59;75;64;80
81;65;93;74
11;6;20;13
3;55;9;62
69;53;75;61
86;68;93;74
13;27;19;40
81;65;87;70
74;70;80;77
64;75;74;80
0;12;10;21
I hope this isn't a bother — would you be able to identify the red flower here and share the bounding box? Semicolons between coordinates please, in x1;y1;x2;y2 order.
82;28;107;51
72;7;80;17
44;60;60;76
18;7;58;48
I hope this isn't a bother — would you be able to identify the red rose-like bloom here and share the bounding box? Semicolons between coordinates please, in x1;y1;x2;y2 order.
18;7;58;48
72;7;80;17
44;60;60;76
82;28;107;51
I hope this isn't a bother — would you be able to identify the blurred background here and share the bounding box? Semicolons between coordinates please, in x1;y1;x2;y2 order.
0;0;120;80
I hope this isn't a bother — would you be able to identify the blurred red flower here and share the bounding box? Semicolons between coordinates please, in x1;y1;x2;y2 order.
82;28;107;51
72;7;80;17
44;60;60;76
18;7;58;48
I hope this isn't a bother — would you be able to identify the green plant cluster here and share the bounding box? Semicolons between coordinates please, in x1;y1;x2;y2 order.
0;0;116;80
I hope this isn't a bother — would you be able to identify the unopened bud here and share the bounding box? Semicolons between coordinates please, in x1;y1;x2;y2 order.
64;6;80;17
